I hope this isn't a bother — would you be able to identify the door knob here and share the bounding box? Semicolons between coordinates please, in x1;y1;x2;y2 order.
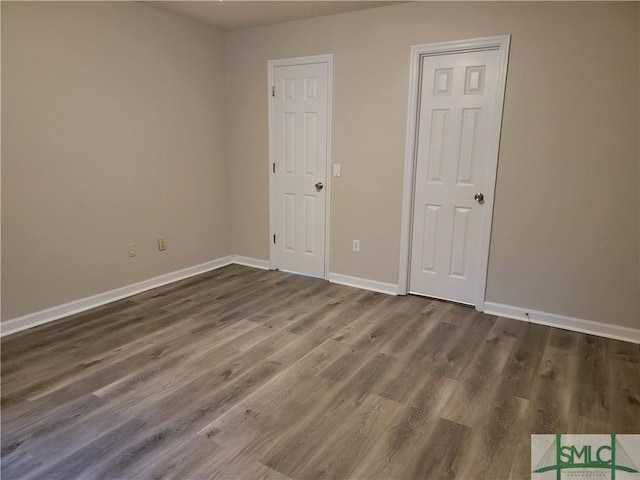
315;182;324;192
474;192;484;203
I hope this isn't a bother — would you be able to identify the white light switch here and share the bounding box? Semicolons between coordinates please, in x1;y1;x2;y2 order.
333;164;341;177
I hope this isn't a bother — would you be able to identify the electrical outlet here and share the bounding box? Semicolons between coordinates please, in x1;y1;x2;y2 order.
128;243;136;258
158;237;167;251
352;239;360;252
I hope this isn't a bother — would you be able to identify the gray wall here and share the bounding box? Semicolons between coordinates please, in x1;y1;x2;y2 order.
2;2;639;332
225;1;639;329
2;2;230;319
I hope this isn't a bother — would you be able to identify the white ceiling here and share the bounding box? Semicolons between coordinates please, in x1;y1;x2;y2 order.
146;1;402;30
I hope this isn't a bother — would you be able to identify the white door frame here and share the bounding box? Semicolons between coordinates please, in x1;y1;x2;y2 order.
267;54;334;278
398;35;510;310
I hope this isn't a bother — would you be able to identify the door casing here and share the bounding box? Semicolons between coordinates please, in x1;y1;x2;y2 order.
398;36;510;310
267;54;334;278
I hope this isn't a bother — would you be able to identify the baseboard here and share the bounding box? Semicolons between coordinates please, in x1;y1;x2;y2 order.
328;272;399;296
7;262;636;346
483;301;640;344
1;256;234;337
231;255;270;270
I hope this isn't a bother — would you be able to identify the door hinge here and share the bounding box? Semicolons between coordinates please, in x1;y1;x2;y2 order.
273;163;276;173
273;234;276;244
272;86;275;97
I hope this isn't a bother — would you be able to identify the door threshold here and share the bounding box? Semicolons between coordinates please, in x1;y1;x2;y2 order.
278;269;326;280
408;291;474;308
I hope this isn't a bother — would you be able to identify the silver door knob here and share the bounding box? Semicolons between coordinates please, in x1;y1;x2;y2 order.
315;182;324;192
474;192;484;203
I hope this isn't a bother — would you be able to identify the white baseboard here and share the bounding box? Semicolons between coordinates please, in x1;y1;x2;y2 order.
231;255;270;270
1;256;234;337
6;260;636;347
483;301;640;344
328;272;399;296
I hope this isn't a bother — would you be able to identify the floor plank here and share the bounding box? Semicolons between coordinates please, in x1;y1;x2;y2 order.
2;264;639;479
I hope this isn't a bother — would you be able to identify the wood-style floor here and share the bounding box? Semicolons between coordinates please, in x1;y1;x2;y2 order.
2;265;639;480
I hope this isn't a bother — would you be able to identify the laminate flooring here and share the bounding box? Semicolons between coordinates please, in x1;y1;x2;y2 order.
2;265;639;479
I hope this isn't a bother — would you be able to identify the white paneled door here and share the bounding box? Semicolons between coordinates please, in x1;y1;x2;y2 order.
409;48;503;305
272;60;329;277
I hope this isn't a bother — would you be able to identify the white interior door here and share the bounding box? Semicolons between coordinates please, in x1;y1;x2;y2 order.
272;61;329;277
409;49;502;305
